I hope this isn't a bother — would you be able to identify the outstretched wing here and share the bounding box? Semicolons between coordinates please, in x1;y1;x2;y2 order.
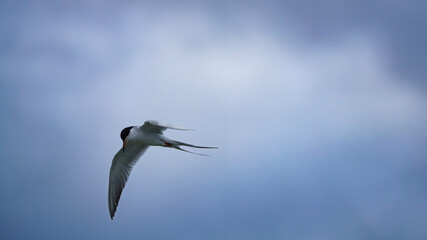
140;120;192;134
108;143;149;219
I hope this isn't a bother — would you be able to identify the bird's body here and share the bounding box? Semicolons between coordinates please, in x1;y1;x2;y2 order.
108;120;217;219
129;128;165;146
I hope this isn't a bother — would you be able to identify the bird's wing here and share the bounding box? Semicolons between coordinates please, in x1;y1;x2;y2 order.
139;120;192;134
108;142;149;219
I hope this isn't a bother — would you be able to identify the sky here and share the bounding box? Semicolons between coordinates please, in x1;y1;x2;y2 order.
0;0;426;239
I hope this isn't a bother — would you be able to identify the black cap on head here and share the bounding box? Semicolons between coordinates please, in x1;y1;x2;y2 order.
120;126;132;142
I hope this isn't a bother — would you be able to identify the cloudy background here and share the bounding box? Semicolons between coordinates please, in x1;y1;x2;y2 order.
1;0;426;239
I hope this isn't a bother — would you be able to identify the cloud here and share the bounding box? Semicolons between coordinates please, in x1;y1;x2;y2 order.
0;2;426;240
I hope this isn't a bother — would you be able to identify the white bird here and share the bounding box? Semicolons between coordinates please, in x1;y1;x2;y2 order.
108;120;217;219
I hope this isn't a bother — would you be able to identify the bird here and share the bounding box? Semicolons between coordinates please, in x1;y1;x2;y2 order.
108;120;217;219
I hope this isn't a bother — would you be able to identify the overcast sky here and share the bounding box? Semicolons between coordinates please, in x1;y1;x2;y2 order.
1;1;426;239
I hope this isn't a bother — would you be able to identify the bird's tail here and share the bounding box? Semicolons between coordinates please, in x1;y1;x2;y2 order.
170;140;218;156
173;140;218;149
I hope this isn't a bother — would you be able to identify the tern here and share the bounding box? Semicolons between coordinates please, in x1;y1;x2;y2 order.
108;120;217;219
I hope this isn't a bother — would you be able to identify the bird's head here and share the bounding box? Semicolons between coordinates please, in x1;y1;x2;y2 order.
120;126;133;152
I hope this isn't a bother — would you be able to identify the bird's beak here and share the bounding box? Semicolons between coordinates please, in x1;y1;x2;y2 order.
122;139;127;152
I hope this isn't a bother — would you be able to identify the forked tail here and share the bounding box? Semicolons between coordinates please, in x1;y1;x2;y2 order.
171;140;218;156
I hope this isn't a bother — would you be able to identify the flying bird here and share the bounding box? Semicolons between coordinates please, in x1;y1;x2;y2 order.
108;120;217;219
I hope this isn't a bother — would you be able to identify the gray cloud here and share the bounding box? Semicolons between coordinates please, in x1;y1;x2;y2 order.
1;1;426;240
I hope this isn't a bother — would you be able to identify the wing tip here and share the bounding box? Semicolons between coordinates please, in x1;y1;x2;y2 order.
109;206;116;220
109;206;115;220
146;120;193;131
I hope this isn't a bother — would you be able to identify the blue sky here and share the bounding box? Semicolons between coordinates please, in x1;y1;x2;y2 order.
1;1;426;239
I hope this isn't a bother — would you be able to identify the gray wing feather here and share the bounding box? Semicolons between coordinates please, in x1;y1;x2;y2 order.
140;120;192;134
108;143;149;219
